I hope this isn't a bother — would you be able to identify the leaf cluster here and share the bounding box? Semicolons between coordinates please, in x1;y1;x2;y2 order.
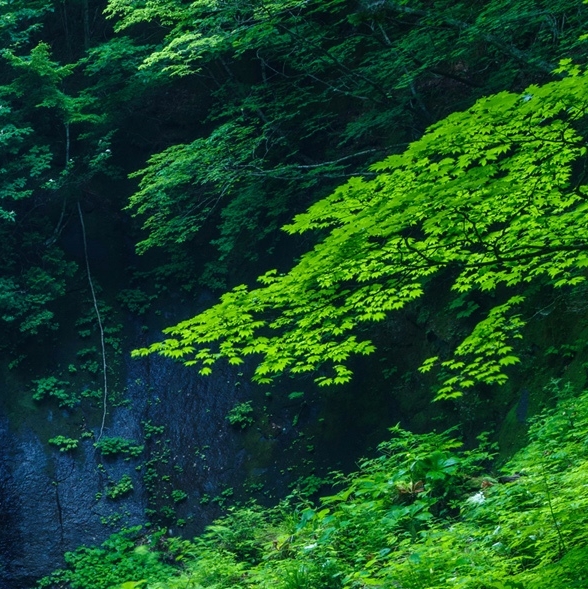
138;71;588;397
95;436;144;458
37;527;172;589
226;400;255;428
114;0;588;281
42;384;588;589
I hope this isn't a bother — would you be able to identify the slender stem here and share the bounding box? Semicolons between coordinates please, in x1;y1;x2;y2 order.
65;123;70;167
77;202;108;441
542;461;567;556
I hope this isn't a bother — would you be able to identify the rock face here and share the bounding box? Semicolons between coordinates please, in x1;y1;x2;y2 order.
0;207;407;588
0;205;254;588
0;350;246;589
0;328;405;588
0;292;415;589
0;421;138;589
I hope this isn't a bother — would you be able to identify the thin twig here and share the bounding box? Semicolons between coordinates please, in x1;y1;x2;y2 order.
541;460;567;557
77;202;108;441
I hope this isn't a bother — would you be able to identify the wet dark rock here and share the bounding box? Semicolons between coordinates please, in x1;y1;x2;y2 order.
0;349;245;589
516;388;530;424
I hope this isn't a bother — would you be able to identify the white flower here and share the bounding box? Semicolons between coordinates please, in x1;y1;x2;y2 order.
466;491;486;505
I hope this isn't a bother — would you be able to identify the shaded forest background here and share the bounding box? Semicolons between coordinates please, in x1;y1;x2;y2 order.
3;0;588;587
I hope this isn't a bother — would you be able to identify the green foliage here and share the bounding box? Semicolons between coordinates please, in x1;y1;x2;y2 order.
211;487;235;508
0;248;76;337
288;392;305;401
0;43;78;342
0;9;138;350
3;42;74;116
37;527;172;589
137;71;588;398
112;0;587;287
32;376;75;408
48;436;79;452
226;401;255;429
45;386;588;589
116;288;155;315
95;437;144;458
106;474;134;499
290;474;328;498
75;35;159;137
142;420;165;439
170;489;187;503
0;0;53;49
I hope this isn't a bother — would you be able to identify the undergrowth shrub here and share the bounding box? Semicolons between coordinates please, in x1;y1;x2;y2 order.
39;386;588;589
95;436;144;458
37;527;172;589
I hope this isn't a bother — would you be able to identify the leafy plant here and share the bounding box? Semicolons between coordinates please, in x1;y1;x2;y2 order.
171;489;187;503
41;385;588;589
32;376;76;408
117;288;155;315
37;527;172;589
288;392;305;401
112;0;586;291
289;475;327;498
48;436;79;452
95;437;144;458
211;487;235;508
226;401;254;429
135;70;588;399
106;474;134;499
142;421;165;439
